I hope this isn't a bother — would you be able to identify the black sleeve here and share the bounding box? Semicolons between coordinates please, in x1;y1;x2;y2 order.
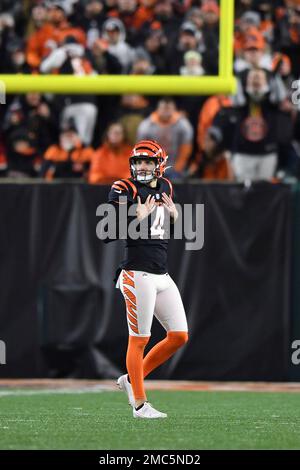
212;107;238;152
103;51;123;75
101;180;133;243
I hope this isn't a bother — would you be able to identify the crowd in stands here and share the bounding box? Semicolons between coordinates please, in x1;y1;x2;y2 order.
1;0;300;183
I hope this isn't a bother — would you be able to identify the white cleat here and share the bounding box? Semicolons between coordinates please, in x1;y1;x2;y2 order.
117;374;135;407
133;402;167;419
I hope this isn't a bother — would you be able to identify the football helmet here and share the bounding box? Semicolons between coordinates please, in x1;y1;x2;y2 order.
129;140;168;183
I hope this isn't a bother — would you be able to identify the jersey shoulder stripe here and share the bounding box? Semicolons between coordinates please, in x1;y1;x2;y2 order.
109;178;137;203
112;180;130;192
122;178;138;200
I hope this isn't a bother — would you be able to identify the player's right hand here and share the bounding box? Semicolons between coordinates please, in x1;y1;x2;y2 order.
136;195;156;222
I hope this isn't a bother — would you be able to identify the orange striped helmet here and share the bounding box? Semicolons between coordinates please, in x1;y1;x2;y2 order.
129;140;168;182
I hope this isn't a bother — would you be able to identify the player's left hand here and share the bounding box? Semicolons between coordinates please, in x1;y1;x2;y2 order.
162;193;178;222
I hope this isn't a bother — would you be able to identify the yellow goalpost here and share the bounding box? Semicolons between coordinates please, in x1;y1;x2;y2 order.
0;0;235;96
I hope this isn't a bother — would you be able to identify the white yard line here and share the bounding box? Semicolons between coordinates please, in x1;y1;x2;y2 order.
0;386;117;397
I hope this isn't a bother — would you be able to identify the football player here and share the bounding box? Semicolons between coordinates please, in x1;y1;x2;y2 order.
105;140;188;419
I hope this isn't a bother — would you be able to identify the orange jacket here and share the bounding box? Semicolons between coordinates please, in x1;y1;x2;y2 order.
201;154;234;181
132;5;155;29
26;23;55;69
197;95;232;152
108;5;154;30
44;144;93;163
26;22;86;69
44;144;93;180
88;143;132;184
234;26;265;56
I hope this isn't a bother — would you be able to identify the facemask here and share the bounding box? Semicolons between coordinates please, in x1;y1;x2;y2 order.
133;166;155;183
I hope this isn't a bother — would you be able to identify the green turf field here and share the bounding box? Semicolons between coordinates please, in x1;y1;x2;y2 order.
0;390;300;450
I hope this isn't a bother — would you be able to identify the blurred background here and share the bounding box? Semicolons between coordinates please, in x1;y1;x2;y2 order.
0;0;300;383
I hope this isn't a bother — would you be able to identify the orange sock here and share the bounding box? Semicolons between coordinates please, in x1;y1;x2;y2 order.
126;335;150;401
143;331;188;378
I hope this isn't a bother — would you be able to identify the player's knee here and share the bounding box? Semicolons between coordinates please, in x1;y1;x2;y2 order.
128;335;150;351
167;331;189;348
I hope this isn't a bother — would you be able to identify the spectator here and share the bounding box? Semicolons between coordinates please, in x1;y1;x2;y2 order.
6;127;40;178
177;50;206;143
134;28;168;75
200;0;220;74
274;2;300;76
272;52;295;103
184;7;205;32
3;93;58;155
3;37;31;73
107;0;139;45
253;1;274;45
26;2;86;70
108;0;156;45
74;0;106;49
0;0;23;17
166;21;205;75
214;68;291;181
142;0;181;44
40;35;98;146
272;51;299;176
235;11;263;56
104;0;119;12
137;97;193;177
201;0;220;27
180;50;205;76
0;12;16;72
41;122;93;180
235;28;273;72
101;17;135;72
235;0;256;18
90;37;122;74
1;0;299;183
194;126;234;181
197;94;232;154
118;56;154;144
132;0;156;31
25;3;48;37
88;122;131;183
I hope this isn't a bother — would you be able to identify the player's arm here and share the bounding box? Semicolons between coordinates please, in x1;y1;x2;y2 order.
98;180;132;243
104;179;142;241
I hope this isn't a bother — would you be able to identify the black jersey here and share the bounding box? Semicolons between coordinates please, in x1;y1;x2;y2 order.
107;177;174;276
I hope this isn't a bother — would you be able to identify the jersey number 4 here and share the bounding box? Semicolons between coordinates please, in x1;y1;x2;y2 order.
150;206;165;239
